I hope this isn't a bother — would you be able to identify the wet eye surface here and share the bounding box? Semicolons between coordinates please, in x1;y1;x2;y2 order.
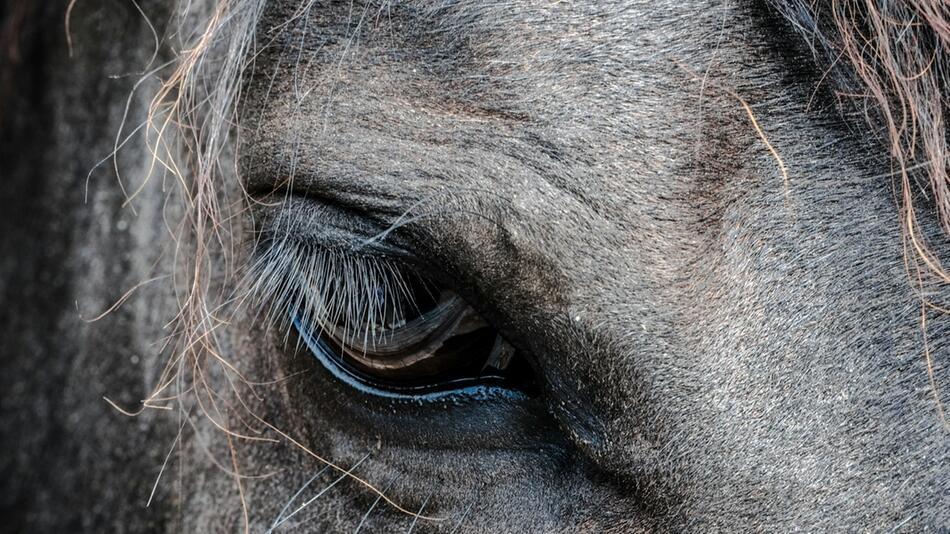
254;237;539;400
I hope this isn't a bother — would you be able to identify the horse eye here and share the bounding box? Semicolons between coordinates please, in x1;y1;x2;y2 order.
287;254;538;398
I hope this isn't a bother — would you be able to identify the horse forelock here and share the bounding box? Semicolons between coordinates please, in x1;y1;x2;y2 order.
774;0;950;273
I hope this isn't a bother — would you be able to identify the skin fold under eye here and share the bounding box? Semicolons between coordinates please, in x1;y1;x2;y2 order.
250;237;537;398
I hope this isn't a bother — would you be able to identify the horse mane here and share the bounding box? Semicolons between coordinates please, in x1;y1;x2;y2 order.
773;1;950;279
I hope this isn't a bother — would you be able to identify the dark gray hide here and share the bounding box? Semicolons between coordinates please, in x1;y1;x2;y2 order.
1;0;947;532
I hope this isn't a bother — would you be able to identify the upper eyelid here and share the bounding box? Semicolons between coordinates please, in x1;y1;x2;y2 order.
244;186;513;308
250;195;419;259
244;164;514;243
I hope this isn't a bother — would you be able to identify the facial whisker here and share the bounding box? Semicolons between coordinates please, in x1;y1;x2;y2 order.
449;492;479;534
353;475;399;534
405;492;432;534
267;452;371;532
268;464;332;530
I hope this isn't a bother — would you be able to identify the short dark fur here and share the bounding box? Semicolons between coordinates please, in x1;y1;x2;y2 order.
1;1;947;532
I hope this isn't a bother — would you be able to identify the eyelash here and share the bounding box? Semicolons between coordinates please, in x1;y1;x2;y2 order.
248;238;423;345
247;236;538;399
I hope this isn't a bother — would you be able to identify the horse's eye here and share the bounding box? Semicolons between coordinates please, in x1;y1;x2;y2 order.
282;249;538;398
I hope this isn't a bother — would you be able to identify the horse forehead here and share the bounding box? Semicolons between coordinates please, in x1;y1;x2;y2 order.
241;0;916;367
241;0;860;353
251;0;735;115
242;0;752;246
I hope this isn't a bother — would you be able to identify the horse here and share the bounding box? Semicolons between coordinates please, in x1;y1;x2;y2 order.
1;0;947;531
